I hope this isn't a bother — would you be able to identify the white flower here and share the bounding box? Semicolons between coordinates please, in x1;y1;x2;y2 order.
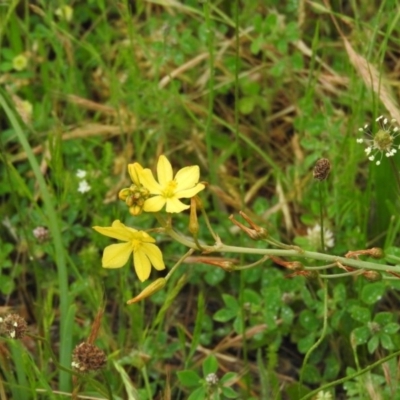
78;180;91;193
306;224;334;250
76;169;87;179
357;115;400;166
315;391;332;400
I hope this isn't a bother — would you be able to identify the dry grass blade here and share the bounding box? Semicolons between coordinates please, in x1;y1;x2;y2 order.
343;38;400;122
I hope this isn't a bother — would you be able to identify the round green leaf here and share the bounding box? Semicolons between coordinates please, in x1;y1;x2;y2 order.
349;305;371;324
383;323;400;335
297;333;316;354
351;326;370;345
361;282;385;305
299;309;319;331
374;312;393;326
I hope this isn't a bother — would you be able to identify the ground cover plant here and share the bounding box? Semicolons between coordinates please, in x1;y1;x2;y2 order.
1;0;400;399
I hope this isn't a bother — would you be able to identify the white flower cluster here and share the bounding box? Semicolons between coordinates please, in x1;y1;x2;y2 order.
76;170;91;194
306;224;334;250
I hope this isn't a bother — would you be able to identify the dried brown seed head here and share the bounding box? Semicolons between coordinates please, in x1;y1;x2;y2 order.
313;158;331;181
0;314;28;339
71;342;106;372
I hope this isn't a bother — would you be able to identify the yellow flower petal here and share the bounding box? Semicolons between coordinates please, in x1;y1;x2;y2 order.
165;197;190;213
128;163;144;185
102;242;132;268
143;196;166;212
140;169;163;194
93;220;136;241
133;248;152;281
175;165;200;191
141;243;165;271
175;183;205;199
157;155;173;186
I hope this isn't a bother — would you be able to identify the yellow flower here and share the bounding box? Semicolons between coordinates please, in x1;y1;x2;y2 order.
93;220;165;282
140;155;205;213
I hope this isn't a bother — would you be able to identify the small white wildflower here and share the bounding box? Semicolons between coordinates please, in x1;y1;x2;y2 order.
78;180;91;193
71;361;81;370
205;373;219;386
357;115;400;165
315;391;332;400
76;169;87;179
306;224;334;250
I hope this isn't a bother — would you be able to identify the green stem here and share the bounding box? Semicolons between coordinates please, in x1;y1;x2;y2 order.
165;248;195;281
163;225;400;275
300;349;400;400
300;280;329;385
318;183;325;250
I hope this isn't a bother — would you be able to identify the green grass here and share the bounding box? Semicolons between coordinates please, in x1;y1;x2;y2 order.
1;1;400;399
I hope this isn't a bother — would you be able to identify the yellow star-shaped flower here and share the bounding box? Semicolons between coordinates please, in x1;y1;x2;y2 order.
93;220;165;282
140;155;205;213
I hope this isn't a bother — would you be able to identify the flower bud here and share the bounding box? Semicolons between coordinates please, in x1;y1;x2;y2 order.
362;270;382;281
126;278;166;304
118;188;131;201
368;247;384;259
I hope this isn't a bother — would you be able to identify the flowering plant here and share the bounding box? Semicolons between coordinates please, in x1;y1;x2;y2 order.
93;152;400;304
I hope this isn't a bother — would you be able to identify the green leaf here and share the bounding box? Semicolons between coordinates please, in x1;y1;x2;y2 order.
374;312;393;326
351;326;370;345
202;355;218;376
280;304;294;326
213;308;237;323
383;323;400;335
222;294;239;310
367;335;380;354
221;386;238;398
349;305;371;324
204;268;225;286
380;333;395;350
297;333;316;354
301;364;321;384
333;283;346;303
220;372;237;384
361;282;386;305
177;370;201;387
243;288;261;304
188;387;207;400
239;96;255;115
233;314;245;333
299;309;319;331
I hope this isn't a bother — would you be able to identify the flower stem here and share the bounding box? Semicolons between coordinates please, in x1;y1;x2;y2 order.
162;224;400;275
